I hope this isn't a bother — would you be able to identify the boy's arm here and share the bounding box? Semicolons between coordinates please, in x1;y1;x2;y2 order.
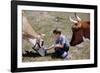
48;44;64;50
47;45;55;50
55;44;64;48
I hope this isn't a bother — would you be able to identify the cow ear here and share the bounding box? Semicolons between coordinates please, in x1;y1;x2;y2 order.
82;36;89;42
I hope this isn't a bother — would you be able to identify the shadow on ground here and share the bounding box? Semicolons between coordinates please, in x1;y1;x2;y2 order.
22;51;62;59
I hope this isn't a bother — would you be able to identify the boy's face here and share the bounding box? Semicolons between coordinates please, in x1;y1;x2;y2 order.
53;33;60;39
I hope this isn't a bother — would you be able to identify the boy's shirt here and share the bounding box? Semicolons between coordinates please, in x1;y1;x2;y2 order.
55;34;70;47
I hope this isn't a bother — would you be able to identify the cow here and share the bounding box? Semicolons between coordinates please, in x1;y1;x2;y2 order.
22;13;46;56
69;15;90;46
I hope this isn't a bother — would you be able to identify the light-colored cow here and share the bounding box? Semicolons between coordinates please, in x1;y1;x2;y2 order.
22;13;46;56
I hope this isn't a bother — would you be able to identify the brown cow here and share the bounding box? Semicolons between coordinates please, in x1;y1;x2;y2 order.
69;15;90;46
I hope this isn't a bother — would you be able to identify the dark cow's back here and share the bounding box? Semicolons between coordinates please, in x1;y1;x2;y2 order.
82;21;90;39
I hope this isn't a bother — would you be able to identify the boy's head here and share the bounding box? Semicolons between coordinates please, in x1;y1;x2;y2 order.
53;28;62;38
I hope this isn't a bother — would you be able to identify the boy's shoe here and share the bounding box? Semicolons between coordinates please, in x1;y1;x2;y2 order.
62;52;68;60
64;56;68;60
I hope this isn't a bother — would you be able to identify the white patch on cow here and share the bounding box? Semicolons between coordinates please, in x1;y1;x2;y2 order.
28;38;37;47
75;37;90;48
83;36;90;42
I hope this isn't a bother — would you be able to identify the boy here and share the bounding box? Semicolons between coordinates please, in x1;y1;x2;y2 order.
48;28;70;59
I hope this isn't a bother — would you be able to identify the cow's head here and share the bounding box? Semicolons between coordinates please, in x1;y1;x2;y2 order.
69;15;90;46
32;33;45;50
28;33;46;56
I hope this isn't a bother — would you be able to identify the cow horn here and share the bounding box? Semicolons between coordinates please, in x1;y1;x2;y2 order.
76;15;81;21
69;16;78;23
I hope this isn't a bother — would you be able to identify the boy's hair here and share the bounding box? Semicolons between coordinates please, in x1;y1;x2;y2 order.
53;28;62;34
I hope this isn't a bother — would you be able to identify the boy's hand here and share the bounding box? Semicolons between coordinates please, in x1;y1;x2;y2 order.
48;45;55;50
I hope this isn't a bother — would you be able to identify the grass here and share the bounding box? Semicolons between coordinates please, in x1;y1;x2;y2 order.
22;10;90;62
